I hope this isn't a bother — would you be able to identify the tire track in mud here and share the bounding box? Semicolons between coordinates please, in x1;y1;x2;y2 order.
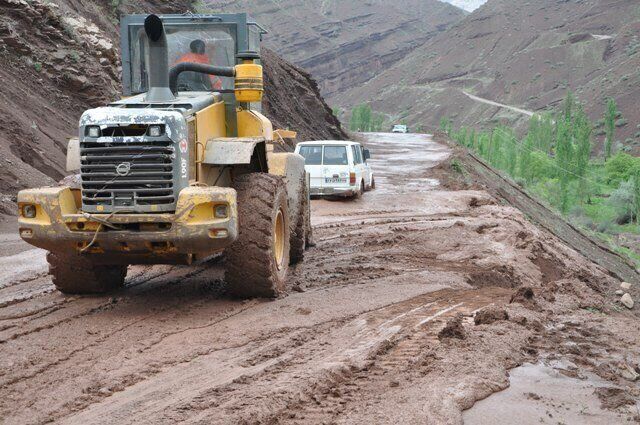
0;263;215;343
144;289;513;424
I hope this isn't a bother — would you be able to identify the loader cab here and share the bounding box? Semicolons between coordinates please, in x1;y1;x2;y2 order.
119;14;267;135
121;13;266;96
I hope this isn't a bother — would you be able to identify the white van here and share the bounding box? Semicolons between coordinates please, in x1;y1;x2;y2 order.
295;140;374;198
392;124;408;133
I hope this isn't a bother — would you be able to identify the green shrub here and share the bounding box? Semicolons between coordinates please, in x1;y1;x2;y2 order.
605;153;640;184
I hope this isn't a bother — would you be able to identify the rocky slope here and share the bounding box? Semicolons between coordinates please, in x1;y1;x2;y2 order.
204;0;466;103
336;0;640;153
0;0;345;214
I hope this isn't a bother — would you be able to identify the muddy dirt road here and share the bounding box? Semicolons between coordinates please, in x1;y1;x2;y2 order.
1;133;639;424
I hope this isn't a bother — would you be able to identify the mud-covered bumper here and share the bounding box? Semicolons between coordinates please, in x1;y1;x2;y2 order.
17;186;238;263
310;186;356;197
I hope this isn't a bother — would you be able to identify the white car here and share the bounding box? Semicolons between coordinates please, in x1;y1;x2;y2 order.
392;124;408;133
295;140;374;198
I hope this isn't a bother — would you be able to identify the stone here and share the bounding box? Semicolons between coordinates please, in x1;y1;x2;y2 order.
620;282;631;290
615;290;624;296
621;293;634;309
620;364;639;382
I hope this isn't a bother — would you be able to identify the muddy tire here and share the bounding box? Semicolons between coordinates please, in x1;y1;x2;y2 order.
47;252;127;294
290;180;309;265
226;173;290;298
354;181;364;199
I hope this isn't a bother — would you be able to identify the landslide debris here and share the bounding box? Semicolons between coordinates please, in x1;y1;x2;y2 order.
474;305;509;325
438;313;466;340
262;47;347;146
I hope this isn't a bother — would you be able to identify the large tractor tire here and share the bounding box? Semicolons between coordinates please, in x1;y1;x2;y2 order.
290;179;310;265
47;252;127;294
225;173;290;298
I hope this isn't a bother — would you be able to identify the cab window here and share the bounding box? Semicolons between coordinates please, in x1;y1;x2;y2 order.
323;146;348;165
129;25;236;93
298;145;322;165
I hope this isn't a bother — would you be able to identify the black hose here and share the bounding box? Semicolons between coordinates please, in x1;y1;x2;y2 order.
169;63;235;94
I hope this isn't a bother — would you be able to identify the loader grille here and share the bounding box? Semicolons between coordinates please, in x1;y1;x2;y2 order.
80;140;177;213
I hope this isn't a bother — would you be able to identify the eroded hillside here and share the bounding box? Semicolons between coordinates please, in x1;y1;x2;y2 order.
336;0;640;152
204;0;466;102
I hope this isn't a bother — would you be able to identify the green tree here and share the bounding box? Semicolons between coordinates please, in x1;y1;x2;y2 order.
563;91;575;123
573;105;592;203
349;104;373;132
604;98;618;161
633;167;640;224
555;118;574;213
520;133;534;182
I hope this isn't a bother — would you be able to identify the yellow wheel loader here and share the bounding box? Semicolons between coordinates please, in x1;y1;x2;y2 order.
17;13;311;298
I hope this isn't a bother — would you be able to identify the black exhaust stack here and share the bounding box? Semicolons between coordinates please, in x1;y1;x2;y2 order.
144;14;175;103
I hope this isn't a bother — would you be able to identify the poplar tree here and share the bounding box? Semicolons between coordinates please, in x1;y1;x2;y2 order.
604;98;617;161
574;105;592;203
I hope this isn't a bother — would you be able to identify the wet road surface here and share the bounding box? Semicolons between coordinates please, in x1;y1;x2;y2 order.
0;133;632;424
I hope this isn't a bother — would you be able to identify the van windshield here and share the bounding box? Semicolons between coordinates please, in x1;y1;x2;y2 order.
323;146;348;165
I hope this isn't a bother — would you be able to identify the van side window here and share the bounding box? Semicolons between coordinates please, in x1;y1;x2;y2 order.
351;145;362;164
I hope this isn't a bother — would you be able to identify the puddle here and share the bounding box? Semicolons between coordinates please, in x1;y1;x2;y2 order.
463;362;637;424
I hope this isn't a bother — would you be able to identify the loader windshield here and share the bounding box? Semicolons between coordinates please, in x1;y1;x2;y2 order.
130;25;236;94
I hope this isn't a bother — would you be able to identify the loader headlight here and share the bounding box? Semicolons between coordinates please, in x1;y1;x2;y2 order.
214;204;228;218
22;204;37;218
147;125;164;137
86;126;101;138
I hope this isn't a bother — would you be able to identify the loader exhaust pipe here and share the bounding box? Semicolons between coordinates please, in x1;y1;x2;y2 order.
144;14;175;103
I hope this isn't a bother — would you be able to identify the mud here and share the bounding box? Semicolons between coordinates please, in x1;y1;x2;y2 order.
474;305;509;325
438;313;466;340
1;133;639;423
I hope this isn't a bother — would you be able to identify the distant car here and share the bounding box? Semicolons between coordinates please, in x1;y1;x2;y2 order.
295;140;374;198
392;124;408;133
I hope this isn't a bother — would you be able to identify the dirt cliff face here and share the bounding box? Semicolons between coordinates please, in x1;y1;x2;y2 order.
204;0;465;103
336;0;640;153
262;48;346;145
0;0;193;206
0;0;345;212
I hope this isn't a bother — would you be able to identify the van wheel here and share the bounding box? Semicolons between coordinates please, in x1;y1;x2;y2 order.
47;252;127;294
225;173;290;298
355;181;364;199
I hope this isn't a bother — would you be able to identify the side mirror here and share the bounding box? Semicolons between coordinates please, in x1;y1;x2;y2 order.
363;149;371;160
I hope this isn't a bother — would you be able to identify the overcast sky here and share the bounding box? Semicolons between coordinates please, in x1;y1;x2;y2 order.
441;0;487;12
